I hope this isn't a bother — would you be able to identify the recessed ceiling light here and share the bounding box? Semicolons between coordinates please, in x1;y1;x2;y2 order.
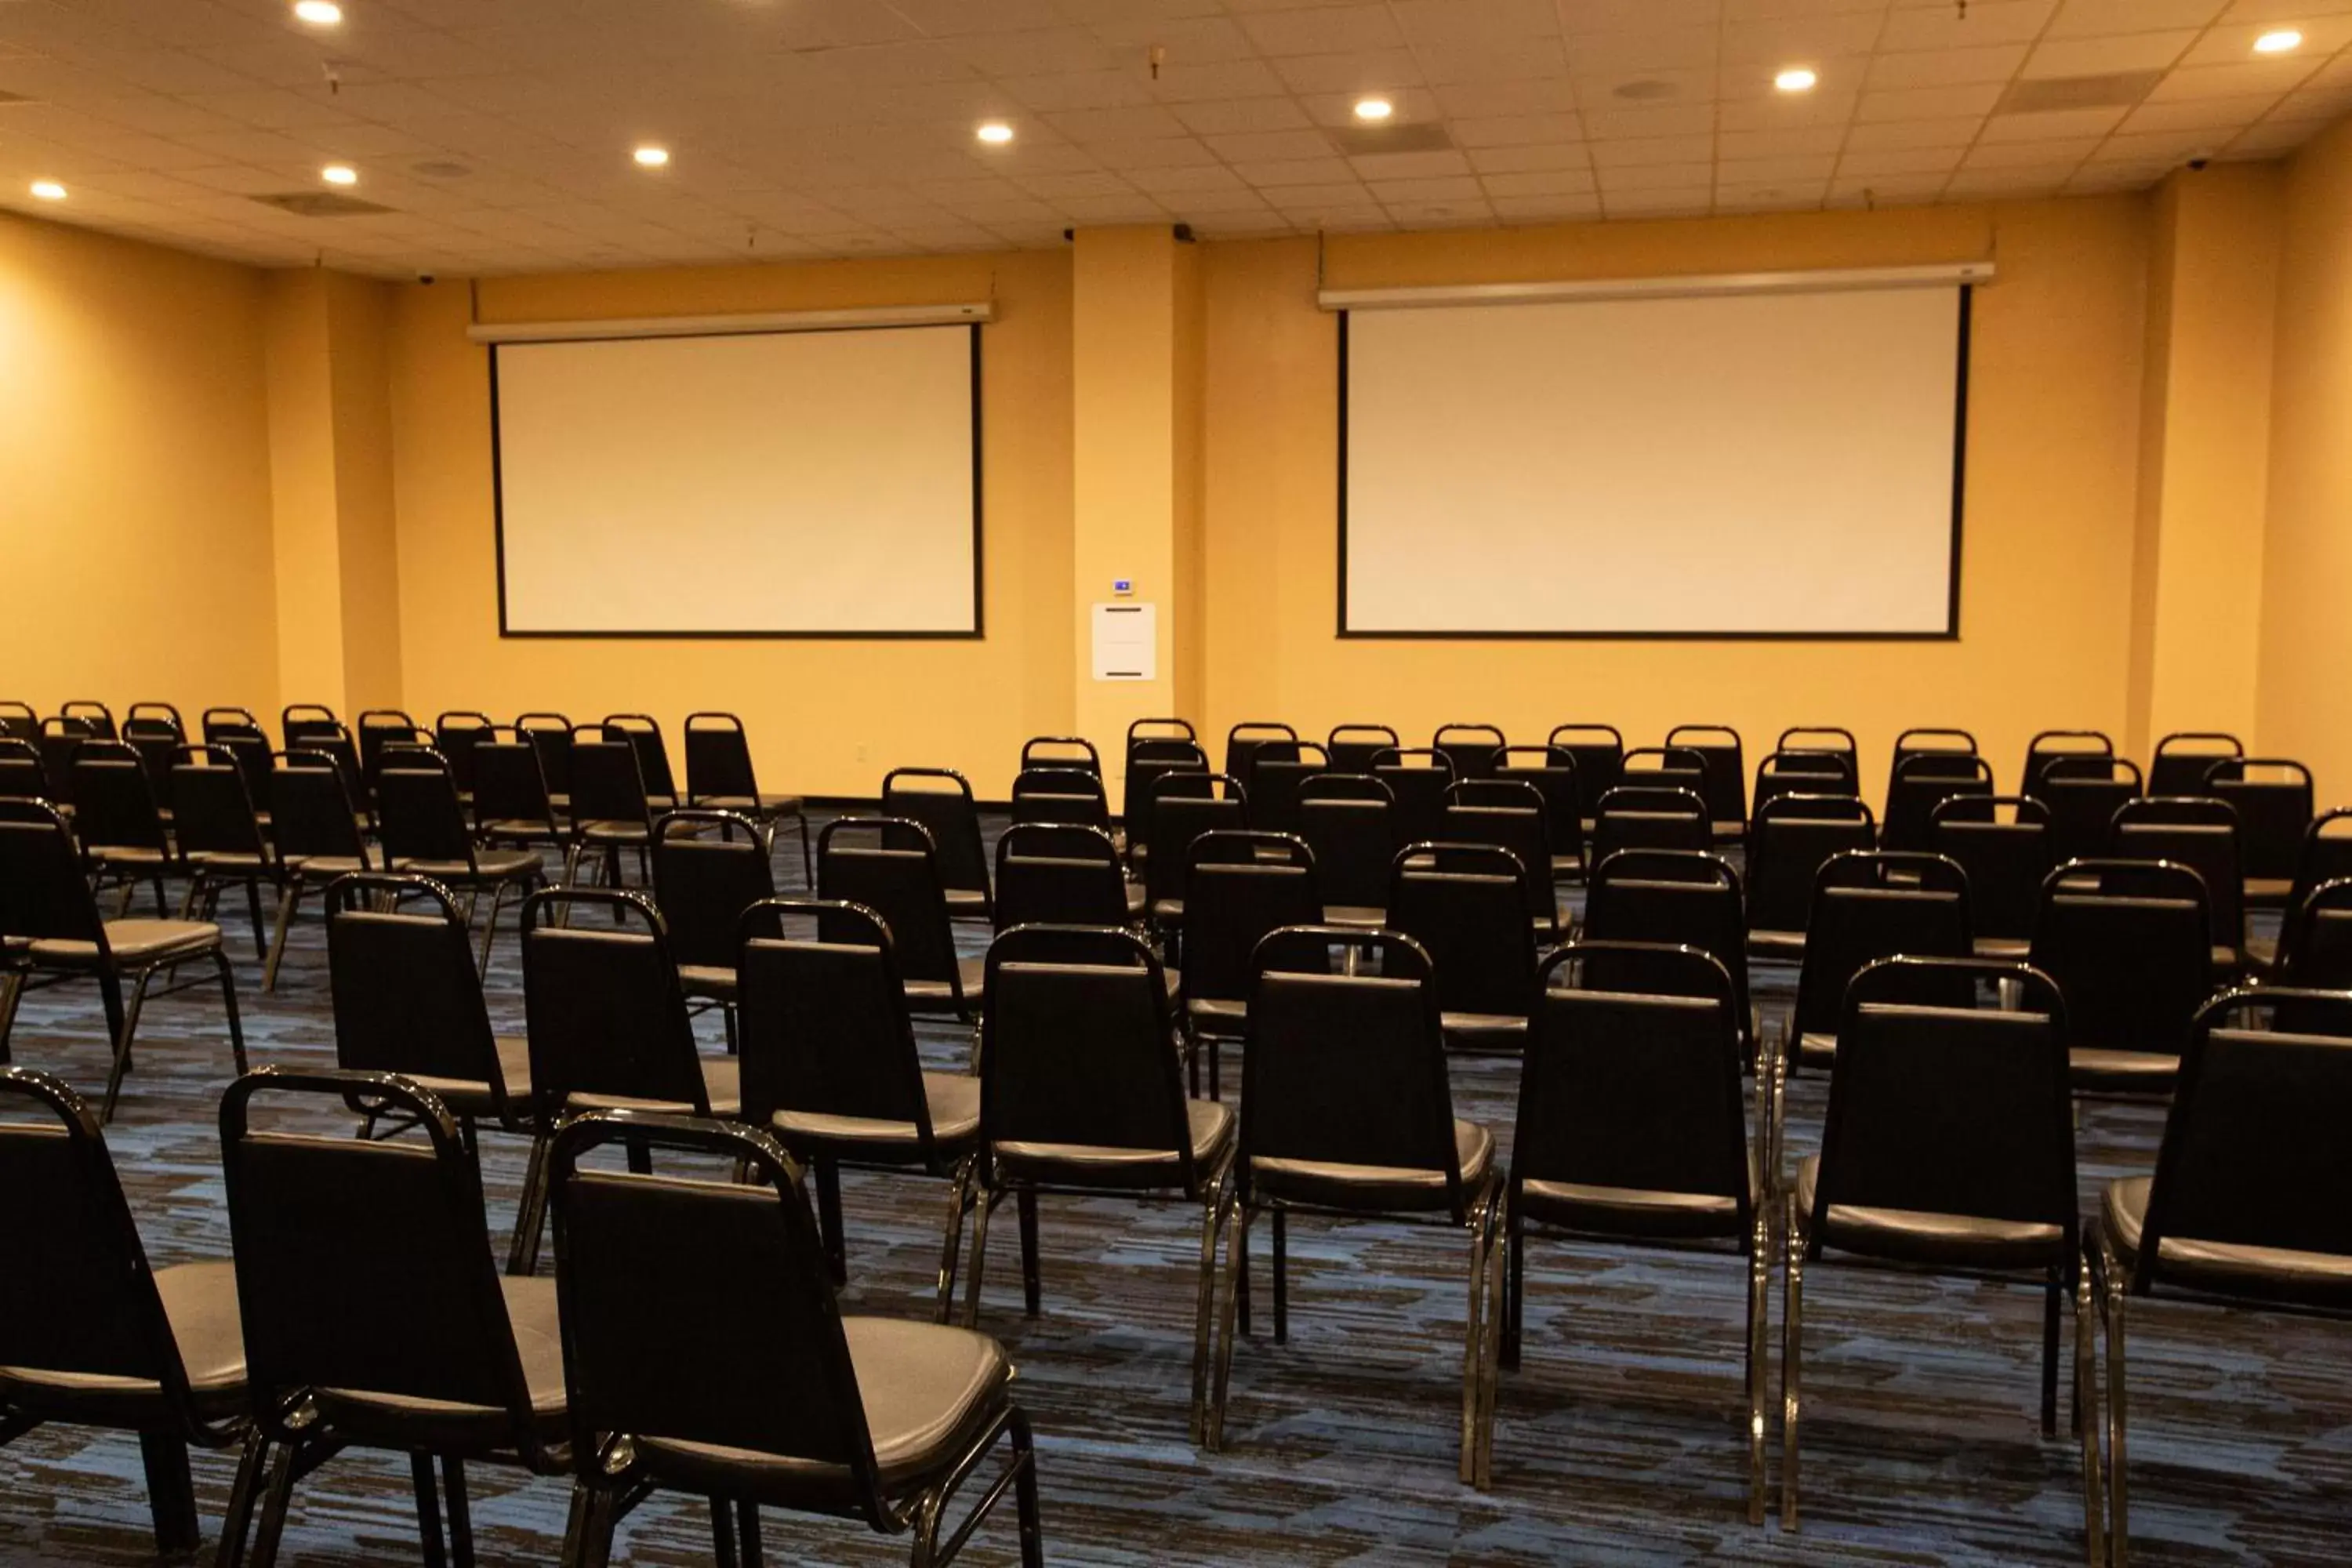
321;164;358;185
1774;67;1819;93
976;121;1014;144
292;1;342;24
29;179;65;200
2254;28;2303;54
1354;96;1393;122
632;144;670;167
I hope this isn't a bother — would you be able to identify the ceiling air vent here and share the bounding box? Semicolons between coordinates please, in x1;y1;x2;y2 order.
1997;71;2163;114
249;191;395;217
1326;121;1454;156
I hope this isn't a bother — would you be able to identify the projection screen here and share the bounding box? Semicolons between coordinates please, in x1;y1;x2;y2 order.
492;323;979;636
1340;284;1970;637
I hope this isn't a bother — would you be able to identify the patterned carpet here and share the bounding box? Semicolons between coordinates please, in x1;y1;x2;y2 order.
1;814;2345;1567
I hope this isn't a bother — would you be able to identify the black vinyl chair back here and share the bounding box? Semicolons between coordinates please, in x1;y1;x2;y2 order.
2042;755;2143;866
325;876;507;1109
375;747;477;866
2205;757;2314;882
1297;775;1396;910
1582;850;1751;1044
982;926;1194;1180
2125;989;2352;1299
0;739;47;801
1791;852;1973;1041
993;823;1129;931
433;711;495;797
1441;784;1555;924
681;713;761;805
0;801;107;949
2148;731;2242;800
221;1069;548;1454
880;768;989;905
1549;724;1625;818
1807;957;2075;1251
1243;927;1470;1217
471;729;563;837
1224;722;1300;786
1370;747;1455;847
1622;744;1710;798
1388;843;1537;1021
2111;797;2244;949
1009;767;1109;829
1745;794;1875;937
1432;724;1506;782
1019;735;1101;777
1144;772;1247;912
122;708;184;811
818;818;964;993
1751;750;1859;820
281;710;363;800
1591;784;1711;863
1664;726;1745;828
1126;717;1197;751
736;899;935;1152
0;702;34;742
200;710;274;815
37;716;92;805
357;710;424;796
2028;859;2212;1066
1884;752;1995;852
1327;724;1399;775
517;713;574;800
167;746;272;865
1888;728;1979;802
1518;943;1750;1229
569;724;654;834
69;740;170;860
601;714;678;806
2020;728;2114;801
649;811;775;974
2272;880;2352;1016
1121;739;1207;835
58;699;116;741
1183;832;1323;1008
1244;742;1328;837
521;888;710;1117
1777;726;1856;765
2285;809;2352;920
1495;746;1584;869
1930;795;2053;942
270;750;370;864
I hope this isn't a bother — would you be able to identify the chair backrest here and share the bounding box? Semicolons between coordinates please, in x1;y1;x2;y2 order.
1777;725;1856;764
2277;877;2352;995
1807;957;2076;1250
569;724;653;831
1440;787;1555;924
993;822;1128;931
2126;989;2352;1298
2204;757;2314;882
1516;943;1750;1224
221;1069;547;1454
682;712;760;804
1581;849;1751;1042
1548;724;1625;818
1432;723;1506;782
1930;794;2053;942
68;739;169;857
357;710;425;799
1224;721;1299;785
1388;842;1537;1020
1744;793;1876;936
280;710;363;800
1494;745;1584;866
471;729;561;833
122;709;184;811
2286;808;2352;919
1370;746;1455;846
880;768;989;900
433;711;495;797
1621;744;1711;807
1121;739;1207;833
547;1112;893;1520
736;899;935;1155
37;716;91;804
1296;775;1396;909
1664;725;1744;827
1181;832;1323;1007
1008;766;1109;829
167;746;271;862
649;811;775;972
2042;754;2143;866
55;701;113;740
270;750;372;862
1791;851;1973;1040
521;889;710;1116
0;701;37;742
1883;751;1994;852
1019;735;1101;777
0;739;47;801
1326;724;1399;775
1751;749;1858;819
1144;772;1247;909
326;876;509;1109
1243;742;1329;836
817;818;964;991
0;800;107;946
1888;728;1979;804
982;926;1196;1180
2020;728;2114;800
374;746;476;866
2028;858;2212;1062
199;708;274;812
517;713;574;798
602;713;678;804
2111;797;2244;946
1591;784;1711;862
2148;731;2242;799
1243;927;1470;1215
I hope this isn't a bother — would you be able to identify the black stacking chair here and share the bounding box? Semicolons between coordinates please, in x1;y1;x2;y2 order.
2110;797;2245;970
818;818;985;1026
261;750;378;991
736;898;980;1320
2029;859;2213;1097
883;768;992;922
1296;773;1394;922
218;1069;570;1568
1008;766;1109;829
1179;831;1322;1100
1327;723;1399;774
1884;752;1994;852
2205;757;2313;909
1214;927;1504;1485
70;739;179;918
1142;771;1247;933
2021;729;2114;802
993;822;1133;931
600;713;679;811
201;707;275;818
1388;842;1537;1054
1120;737;1207;866
433;710;495;801
0;800;246;1123
0;1068;249;1556
1442;781;1559;935
1786;851;1973;1073
1494;942;1768;1515
357;708;427;804
169;745;285;960
122;704;187;817
1665;725;1745;841
2092;988;2352;1568
1623;743;1711;797
517;712;575;809
1549;724;1625;824
1243;741;1327;836
1019;735;1100;776
2042;756;2143;866
1933;795;2054;957
550;1111;1044;1568
281;709;365;808
2147;731;2241;798
967;927;1229;1444
1581;849;1758;1056
1224;720;1298;785
0;738;46;801
1751;748;1856;819
1495;745;1585;880
1744;793;1877;960
378;746;545;972
1889;727;1978;789
649;809;775;1014
508;887;744;1275
1433;722;1506;782
0;699;37;742
1591;783;1711;864
1370;746;1455;847
36;714;93;808
1777;725;1857;773
472;726;570;855
564;724;659;894
684;711;811;882
1783;956;2100;1559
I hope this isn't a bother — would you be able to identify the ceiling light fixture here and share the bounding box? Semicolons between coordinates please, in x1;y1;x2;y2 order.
1353;96;1394;122
321;164;357;185
292;1;342;25
2254;29;2303;54
632;144;670;167
1775;67;1819;93
976;121;1014;144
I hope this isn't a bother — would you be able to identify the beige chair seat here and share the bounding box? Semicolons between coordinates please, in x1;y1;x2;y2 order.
288;854;370;881
2069;1047;2179;1094
1253;1117;1493;1212
994;1098;1233;1189
1440;1011;1527;1049
1797;1156;2063;1270
1124;882;1148;919
1321;904;1385;928
2244;876;2294;908
1188;996;1246;1027
904;956;989;1011
773;1071;982;1149
1795;1030;1838;1068
944;888;990;916
2103;1175;2352;1307
1519;1167;1756;1242
577;821;648;846
2245;933;2278;972
28;918;220;967
186;851;281;875
679;964;736;1002
395;849;542;882
0;1260;245;1414
1747;929;1806;960
89;845;171;867
404;1035;534;1120
481;818;567;841
1973;935;2031;960
699;793;804;816
568;1054;742;1117
1151;897;1182;925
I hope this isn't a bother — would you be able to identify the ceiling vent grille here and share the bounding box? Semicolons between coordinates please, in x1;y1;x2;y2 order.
250;191;395;217
1997;71;2163;114
1325;121;1454;156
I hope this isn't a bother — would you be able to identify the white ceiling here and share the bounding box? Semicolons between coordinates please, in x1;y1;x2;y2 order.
2;0;2348;276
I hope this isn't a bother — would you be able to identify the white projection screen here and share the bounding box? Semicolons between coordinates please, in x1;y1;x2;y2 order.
1340;284;1970;637
492;323;980;636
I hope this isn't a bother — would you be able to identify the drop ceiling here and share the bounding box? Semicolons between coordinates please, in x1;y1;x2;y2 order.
1;0;2347;276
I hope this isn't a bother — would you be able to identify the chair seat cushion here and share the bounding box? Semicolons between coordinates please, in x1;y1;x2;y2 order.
1795;1030;1837;1069
1320;904;1386;928
28;918;220;967
699;793;804;818
1441;1011;1528;1049
1251;1118;1494;1213
396;850;543;882
773;1070;982;1150
2243;876;2294;909
481;818;566;841
1188;996;1247;1027
1747;929;1806;960
943;888;990;916
1150;897;1183;926
577;822;649;845
405;1035;533;1119
993;1098;1234;1189
904;956;989;1012
679;964;737;1002
500;1272;568;1415
2069;1047;2179;1094
289;855;370;881
1125;882;1147;919
1973;935;2031;960
567;1054;742;1118
89;845;170;866
2103;1175;2352;1308
0;1260;245;1410
1797;1155;2065;1270
1519;1171;1754;1242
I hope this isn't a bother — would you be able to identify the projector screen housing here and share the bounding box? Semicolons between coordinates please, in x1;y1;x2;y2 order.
491;322;982;638
1338;283;1972;640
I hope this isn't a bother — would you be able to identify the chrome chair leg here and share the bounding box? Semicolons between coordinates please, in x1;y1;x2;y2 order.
1189;1181;1229;1446
1747;1206;1771;1526
1780;1196;1806;1531
963;1181;1000;1330
1210;1202;1253;1451
935;1156;974;1324
1458;1189;1491;1487
2103;1236;2132;1568
2075;1261;2105;1568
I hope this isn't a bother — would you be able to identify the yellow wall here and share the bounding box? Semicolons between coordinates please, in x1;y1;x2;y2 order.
0;211;278;723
